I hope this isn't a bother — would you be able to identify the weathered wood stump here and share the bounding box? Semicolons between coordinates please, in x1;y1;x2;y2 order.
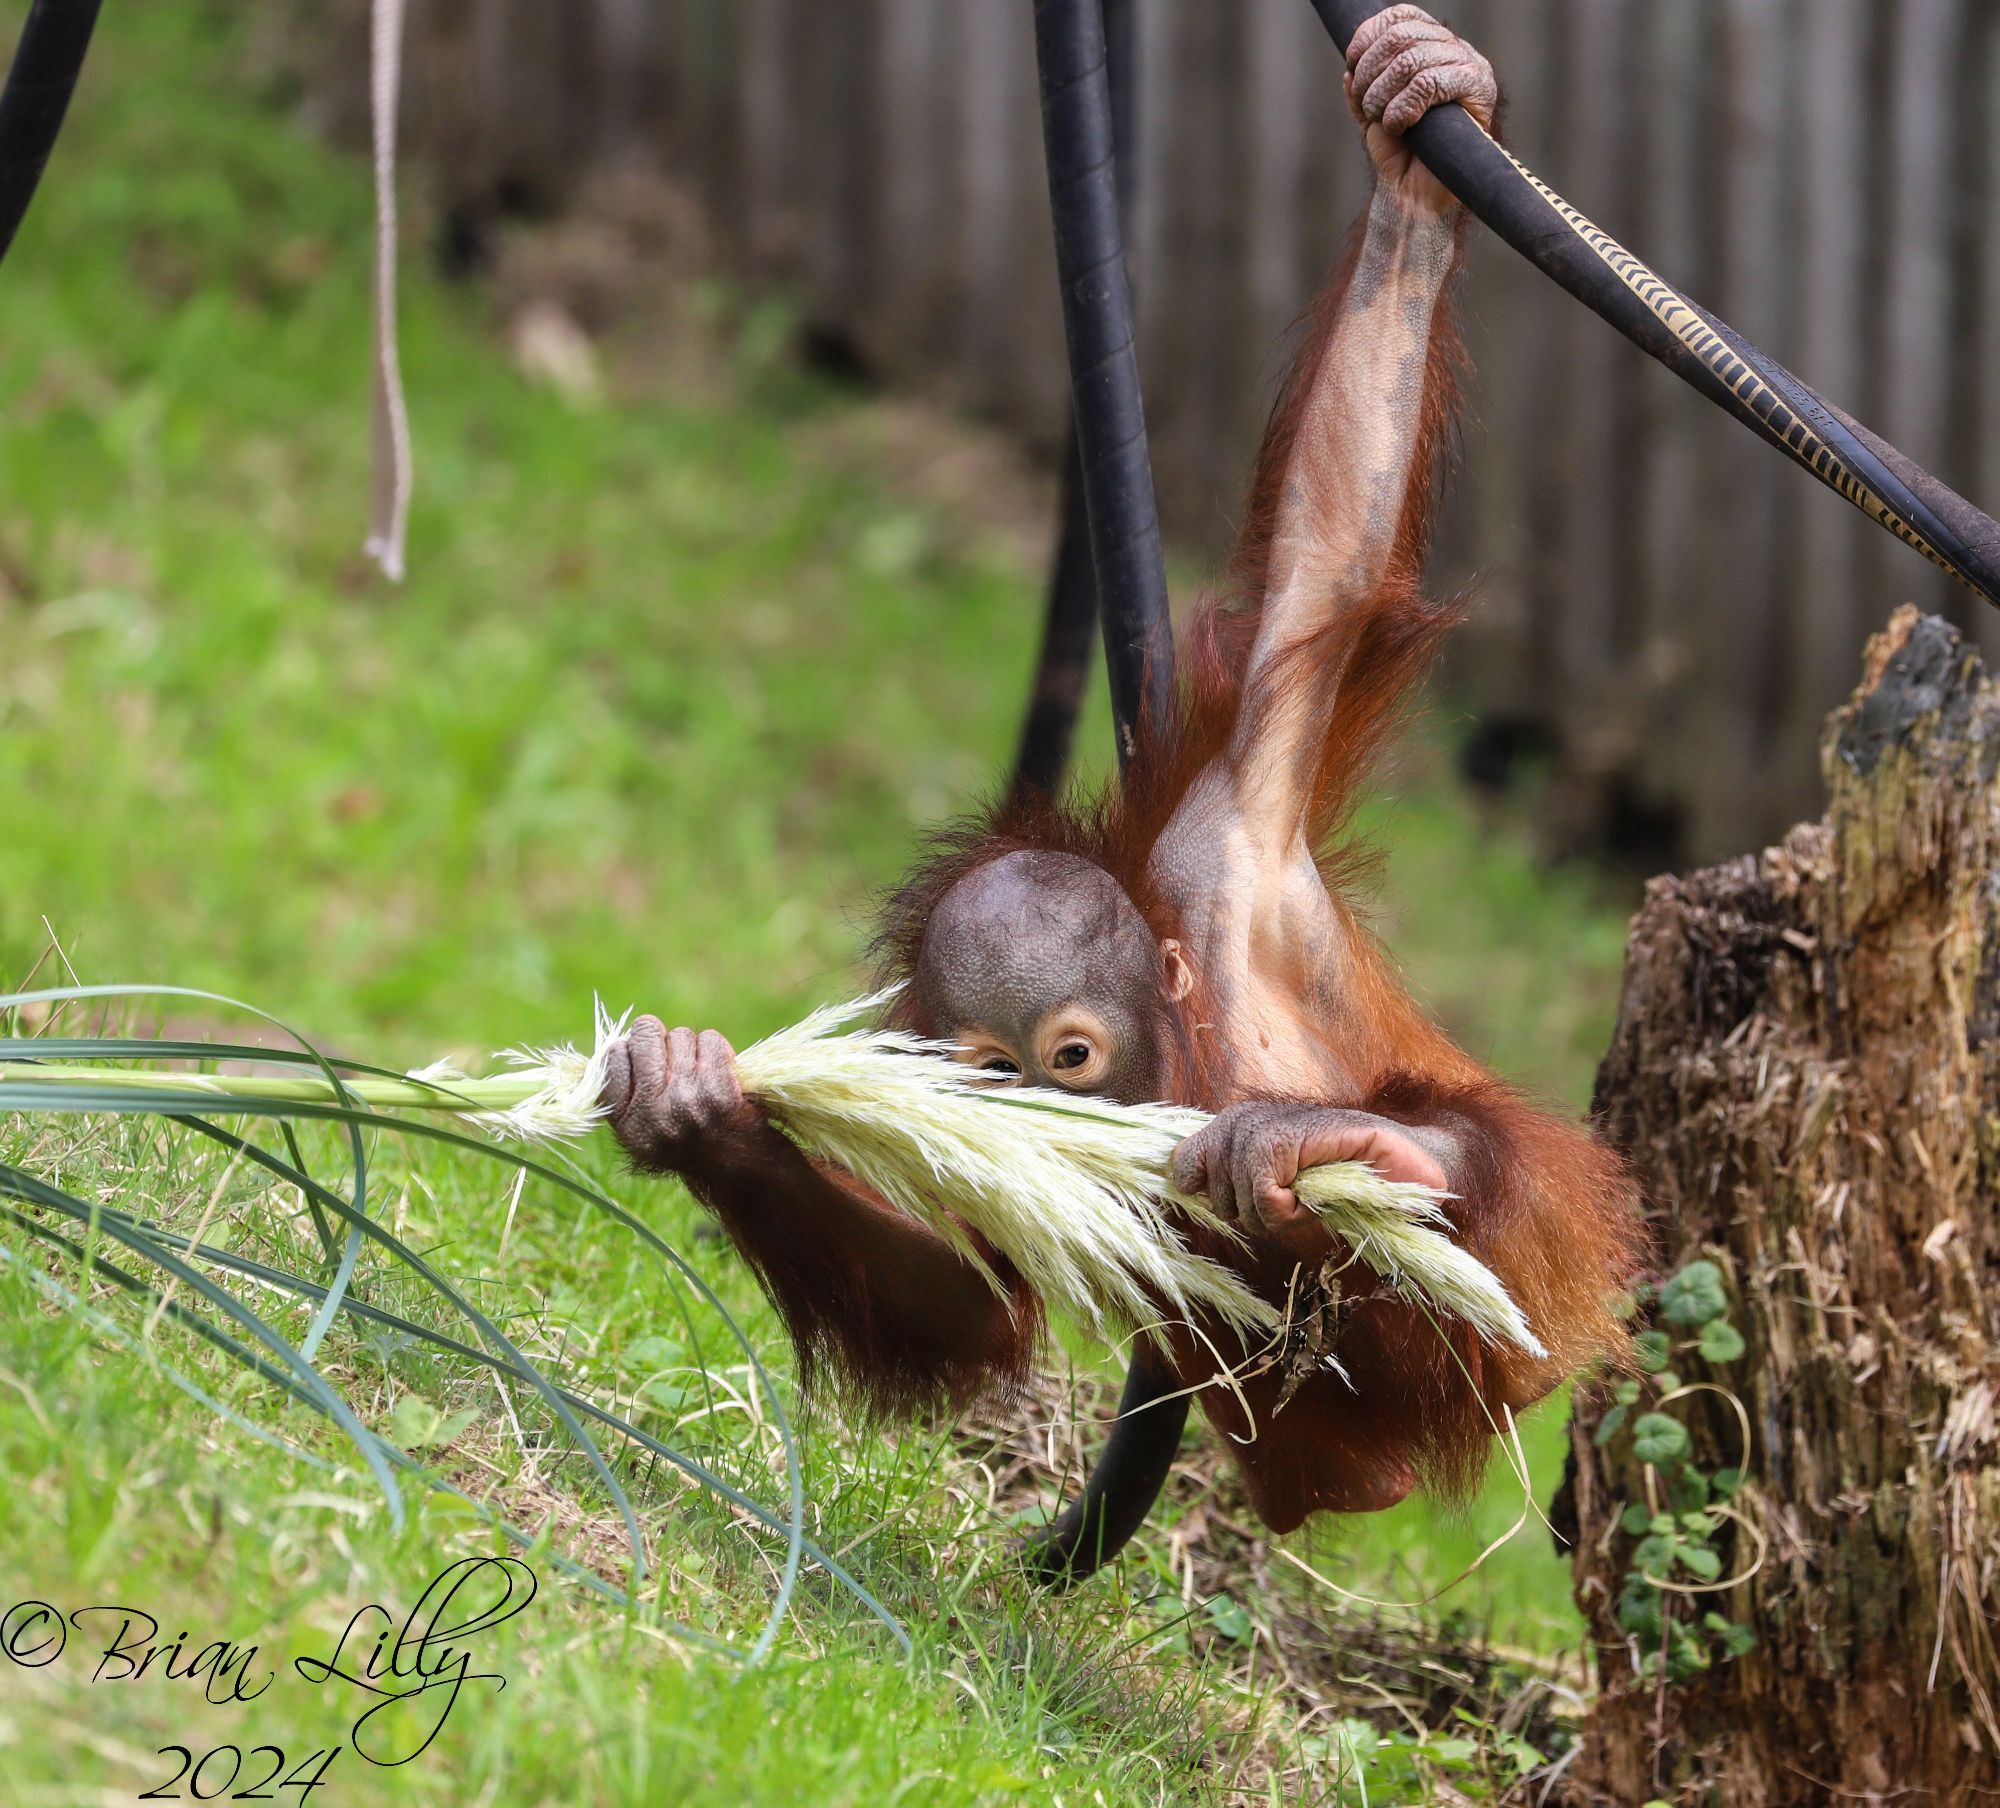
1568;607;2000;1803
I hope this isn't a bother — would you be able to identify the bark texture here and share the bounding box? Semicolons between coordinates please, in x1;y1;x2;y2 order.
1571;607;2000;1803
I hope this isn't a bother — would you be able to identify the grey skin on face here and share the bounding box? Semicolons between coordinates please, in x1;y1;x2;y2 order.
912;850;1172;1102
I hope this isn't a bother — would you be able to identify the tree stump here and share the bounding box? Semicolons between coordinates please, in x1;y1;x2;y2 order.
1568;607;2000;1803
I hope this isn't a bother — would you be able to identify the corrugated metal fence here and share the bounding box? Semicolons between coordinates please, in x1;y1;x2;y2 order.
341;0;2000;860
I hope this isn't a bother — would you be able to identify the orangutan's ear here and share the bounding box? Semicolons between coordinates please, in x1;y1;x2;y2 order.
1159;939;1195;1004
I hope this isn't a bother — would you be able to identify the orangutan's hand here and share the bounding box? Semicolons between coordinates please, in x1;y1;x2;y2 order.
1344;6;1498;217
1169;1101;1452;1259
600;1017;764;1175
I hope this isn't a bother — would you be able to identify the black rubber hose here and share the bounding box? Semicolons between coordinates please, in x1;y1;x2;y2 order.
1019;1340;1189;1590
0;0;102;269
1309;0;2000;610
1010;0;1141;804
1031;0;1176;766
1011;432;1102;801
1020;0;1190;1590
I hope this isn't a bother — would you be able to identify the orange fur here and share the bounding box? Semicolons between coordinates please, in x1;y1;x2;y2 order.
872;221;1644;1521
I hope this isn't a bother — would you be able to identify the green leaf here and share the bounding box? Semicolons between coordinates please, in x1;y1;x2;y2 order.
1667;1638;1711;1681
1669;1468;1712;1513
1678;1544;1723;1582
1661;1259;1728;1326
387;1394;479;1450
1593;1402;1630;1447
1619;1501;1652;1535
1632;1411;1691;1465
1203;1594;1255;1646
1617;1581;1663;1639
1712;1467;1745;1498
1698;1319;1746;1363
1615;1378;1642;1406
1654;1369;1682;1394
1632;1534;1676;1577
1705;1616;1757;1659
1633;1329;1673;1372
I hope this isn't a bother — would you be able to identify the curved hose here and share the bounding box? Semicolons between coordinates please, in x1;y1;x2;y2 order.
1021;1340;1189;1588
1030;0;1176;766
1309;0;2000;608
1022;0;1185;1587
1012;0;1142;802
0;0;102;269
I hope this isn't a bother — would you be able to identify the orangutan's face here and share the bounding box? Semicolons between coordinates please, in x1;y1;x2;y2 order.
912;850;1176;1103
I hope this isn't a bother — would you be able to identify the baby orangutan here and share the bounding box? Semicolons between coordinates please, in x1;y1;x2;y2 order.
601;7;1641;1571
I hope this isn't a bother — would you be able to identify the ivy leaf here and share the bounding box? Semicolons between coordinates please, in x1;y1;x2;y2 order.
1679;1544;1723;1582
1593;1403;1630;1447
1633;1330;1673;1372
1615;1379;1642;1407
1618;1581;1662;1639
1669;1467;1711;1513
1704;1615;1757;1659
1654;1369;1682;1394
1661;1260;1728;1326
1619;1502;1652;1535
1698;1320;1746;1364
1667;1628;1712;1680
1632;1533;1676;1576
1712;1467;1745;1498
1632;1412;1691;1465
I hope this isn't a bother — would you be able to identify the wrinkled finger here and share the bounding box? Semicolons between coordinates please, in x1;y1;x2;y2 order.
1345;3;1440;68
1254;1178;1303;1239
1203;1136;1242;1221
1168;1134;1211;1200
1361;38;1466;126
665;1025;699;1079
1352;17;1456;97
1230;1134;1273;1238
1381;58;1496;136
599;1040;633;1116
695;1029;742;1100
1347;1125;1451;1192
1208;1151;1243;1220
627;1015;669;1098
1343;68;1366;132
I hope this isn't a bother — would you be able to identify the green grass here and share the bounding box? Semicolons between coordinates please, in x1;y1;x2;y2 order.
0;6;1636;1801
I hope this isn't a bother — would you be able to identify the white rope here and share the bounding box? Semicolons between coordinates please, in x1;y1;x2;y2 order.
364;0;413;582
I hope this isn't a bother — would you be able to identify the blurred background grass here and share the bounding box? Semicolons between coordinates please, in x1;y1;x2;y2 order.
0;6;1636;1800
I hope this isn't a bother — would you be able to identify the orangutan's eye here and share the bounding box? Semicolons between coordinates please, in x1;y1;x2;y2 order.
1036;1014;1114;1091
979;1056;1022;1078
